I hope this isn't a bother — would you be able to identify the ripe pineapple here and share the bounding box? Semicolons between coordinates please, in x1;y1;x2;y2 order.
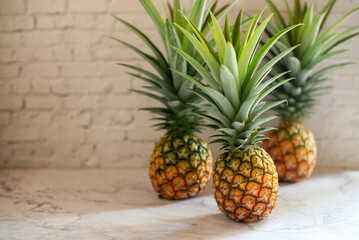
173;8;300;222
263;0;359;182
112;0;236;199
149;135;212;199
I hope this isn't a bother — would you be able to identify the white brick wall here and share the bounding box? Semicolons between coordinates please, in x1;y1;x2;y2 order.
0;0;358;168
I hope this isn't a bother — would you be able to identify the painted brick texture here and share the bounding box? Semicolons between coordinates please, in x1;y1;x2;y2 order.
0;0;358;168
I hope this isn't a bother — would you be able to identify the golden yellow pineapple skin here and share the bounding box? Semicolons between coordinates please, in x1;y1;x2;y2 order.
213;148;279;223
149;135;212;200
263;121;317;182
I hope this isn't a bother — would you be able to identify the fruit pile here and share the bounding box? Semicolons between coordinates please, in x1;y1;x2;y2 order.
114;0;358;223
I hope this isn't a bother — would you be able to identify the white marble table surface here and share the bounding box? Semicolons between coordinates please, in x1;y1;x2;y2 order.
0;168;358;240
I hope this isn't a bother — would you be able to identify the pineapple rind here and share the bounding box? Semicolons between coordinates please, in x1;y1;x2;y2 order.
150;135;212;199
263;121;317;182
213;148;279;223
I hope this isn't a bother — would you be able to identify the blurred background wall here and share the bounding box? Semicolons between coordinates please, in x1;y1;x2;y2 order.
0;0;358;168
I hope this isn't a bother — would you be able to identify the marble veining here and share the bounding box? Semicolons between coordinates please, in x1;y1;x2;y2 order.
0;168;359;240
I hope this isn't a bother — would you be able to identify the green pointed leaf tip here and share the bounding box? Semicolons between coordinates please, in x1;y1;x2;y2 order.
172;6;300;151
113;0;237;136
265;0;359;122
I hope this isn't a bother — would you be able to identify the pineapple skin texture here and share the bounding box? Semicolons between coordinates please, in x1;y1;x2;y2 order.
149;135;212;200
213;148;279;223
263;121;317;182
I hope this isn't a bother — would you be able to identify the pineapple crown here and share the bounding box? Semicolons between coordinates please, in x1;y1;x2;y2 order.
112;0;237;137
172;7;301;152
266;0;359;122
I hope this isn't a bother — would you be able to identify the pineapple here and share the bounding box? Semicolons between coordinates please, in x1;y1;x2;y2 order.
173;8;300;222
149;135;212;199
263;0;359;182
112;0;236;199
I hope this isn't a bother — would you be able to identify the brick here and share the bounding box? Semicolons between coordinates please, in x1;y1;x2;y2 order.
33;48;54;61
92;110;133;126
54;46;73;60
127;111;163;141
0;49;15;63
127;126;163;141
73;79;111;95
101;63;131;77
110;77;131;94
87;126;126;142
94;15;116;30
37;15;73;29
73;15;95;29
50;111;75;124
22;31;63;46
90;47;113;61
22;63;59;78
36;16;54;29
58;96;141;110
15;16;35;30
0;112;11;126
30;80;51;94
104;33;150;58
96;141;153;161
101;95;145;109
112;111;134;125
61;63;102;78
92;111;113;126
51;81;72;95
114;14;157;30
0;97;22;110
0;144;14;160
0;16;15;30
53;15;74;28
98;156;147;168
0;82;11;96
47;143;76;164
0;128;42;142
28;0;66;13
0;0;25;14
69;0;107;13
81;156;99;167
12;145;36;157
11;111;52;128
12;144;54;158
14;48;35;62
58;96;98;110
25;96;60;110
73;47;93;60
75;144;95;159
78;111;92;128
11;81;31;94
35;144;55;158
0;64;20;78
63;30;103;45
109;0;149;13
0;33;22;47
47;125;87;143
2;156;53;168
